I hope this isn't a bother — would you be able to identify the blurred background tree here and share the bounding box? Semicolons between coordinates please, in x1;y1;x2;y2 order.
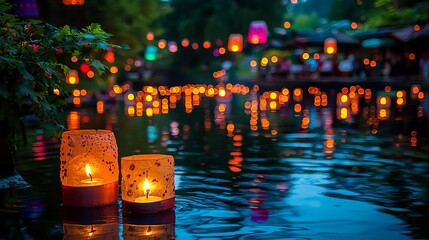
364;0;429;28
159;0;287;68
37;0;162;58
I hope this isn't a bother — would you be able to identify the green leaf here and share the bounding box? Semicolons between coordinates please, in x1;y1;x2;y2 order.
82;33;96;40
89;60;107;73
16;81;38;101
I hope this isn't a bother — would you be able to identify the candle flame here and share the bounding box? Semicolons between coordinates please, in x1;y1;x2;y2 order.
85;163;92;177
144;178;151;198
85;163;93;182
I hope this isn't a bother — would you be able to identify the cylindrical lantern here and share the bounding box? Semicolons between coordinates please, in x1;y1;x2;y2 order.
247;21;268;45
60;129;119;207
324;38;337;55
228;33;243;52
121;154;175;213
66;69;79;85
145;45;158;61
123;210;175;239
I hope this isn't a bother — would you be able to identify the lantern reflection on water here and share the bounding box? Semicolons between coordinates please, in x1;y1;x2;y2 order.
60;130;119;207
123;210;175;239
63;205;119;239
121;154;175;213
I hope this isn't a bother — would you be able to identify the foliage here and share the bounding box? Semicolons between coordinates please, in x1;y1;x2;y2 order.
364;0;429;28
292;12;321;30
0;0;123;136
37;0;162;58
327;0;374;23
161;0;286;42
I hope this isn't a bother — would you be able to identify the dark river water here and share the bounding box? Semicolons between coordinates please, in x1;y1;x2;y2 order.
1;82;429;239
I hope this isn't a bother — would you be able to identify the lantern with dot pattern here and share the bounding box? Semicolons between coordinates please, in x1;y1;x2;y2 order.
121;154;175;213
60;129;118;207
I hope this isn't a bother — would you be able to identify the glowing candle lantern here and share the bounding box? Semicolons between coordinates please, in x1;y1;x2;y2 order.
145;45;158;61
66;70;79;85
63;0;84;5
60;130;119;207
121;154;175;213
336;93;350;107
324;38;337;55
377;96;391;108
228;33;243;52
247;21;268;44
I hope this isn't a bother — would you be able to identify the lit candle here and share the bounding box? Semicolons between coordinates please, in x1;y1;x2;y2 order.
134;178;162;203
80;163;99;184
60;129;119;207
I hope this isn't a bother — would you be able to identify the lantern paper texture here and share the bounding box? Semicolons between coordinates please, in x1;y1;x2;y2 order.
228;34;243;52
247;21;268;44
121;154;175;212
60;130;118;187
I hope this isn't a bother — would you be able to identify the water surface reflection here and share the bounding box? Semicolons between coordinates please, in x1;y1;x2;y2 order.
3;83;429;239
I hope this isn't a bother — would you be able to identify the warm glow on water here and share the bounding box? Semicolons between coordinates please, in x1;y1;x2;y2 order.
8;82;429;239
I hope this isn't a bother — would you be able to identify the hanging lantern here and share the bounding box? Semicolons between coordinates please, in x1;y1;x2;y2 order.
14;0;39;18
324;38;337;55
247;21;268;45
63;0;85;5
121;154;175;213
145;45;158;61
66;70;79;85
228;34;243;52
60;130;119;207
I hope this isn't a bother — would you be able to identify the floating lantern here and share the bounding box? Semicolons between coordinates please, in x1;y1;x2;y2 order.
377;96;391;108
336;93;350;107
63;0;84;5
60;130;118;207
123;210;175;239
228;34;243;52
145;45;158;61
247;21;268;45
324;38;337;55
121;154;175;213
14;0;39;18
66;69;79;85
